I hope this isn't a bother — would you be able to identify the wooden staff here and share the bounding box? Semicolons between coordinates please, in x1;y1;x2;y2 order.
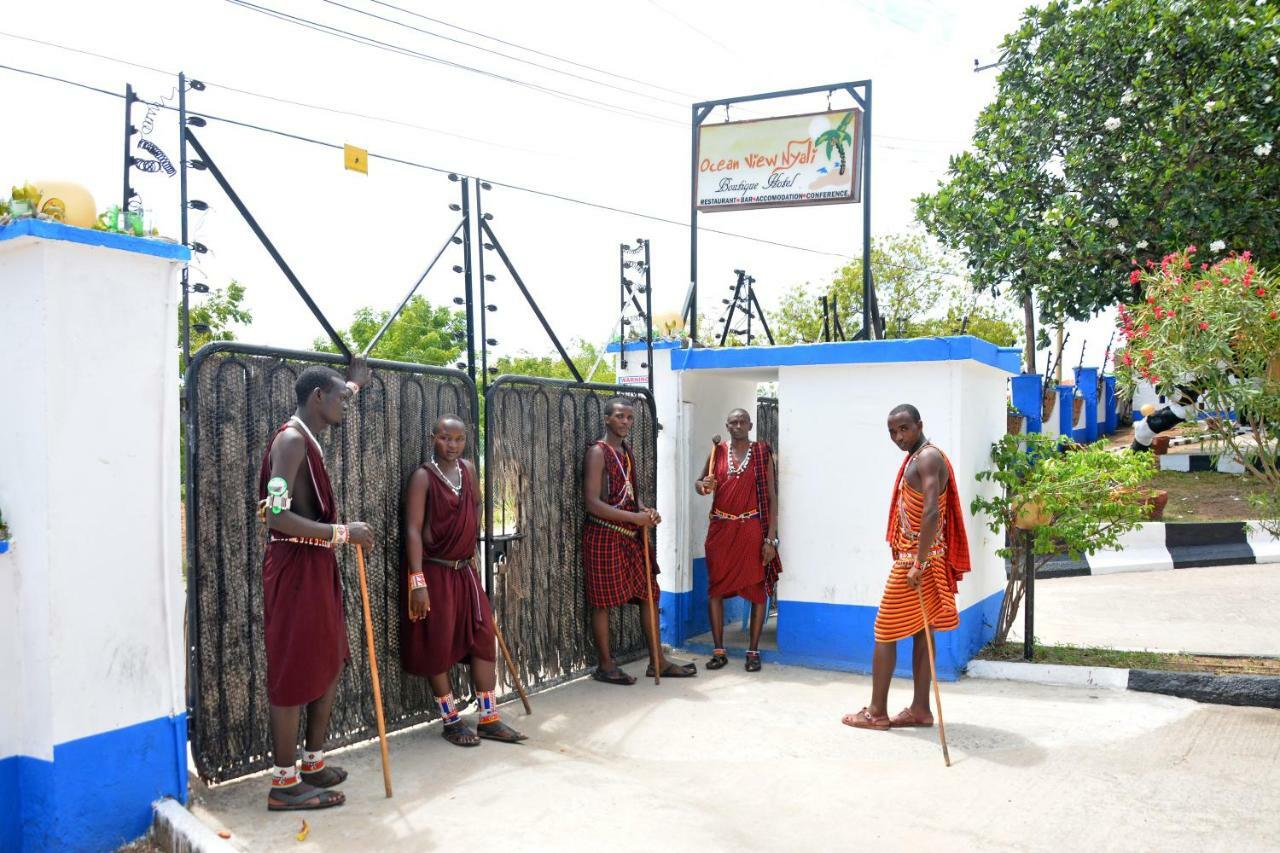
642;528;661;685
354;545;393;797
705;434;722;481
476;546;532;715
915;584;951;768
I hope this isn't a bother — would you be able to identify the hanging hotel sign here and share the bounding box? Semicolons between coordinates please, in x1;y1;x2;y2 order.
696;109;862;212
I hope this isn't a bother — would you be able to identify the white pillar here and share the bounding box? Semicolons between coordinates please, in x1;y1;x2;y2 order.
0;221;188;851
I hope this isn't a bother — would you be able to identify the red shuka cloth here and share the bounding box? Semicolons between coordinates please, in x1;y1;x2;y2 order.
259;422;350;707
582;440;660;608
401;463;496;678
884;446;971;593
705;441;782;603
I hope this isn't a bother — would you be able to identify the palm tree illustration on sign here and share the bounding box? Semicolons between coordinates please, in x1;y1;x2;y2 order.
814;112;854;176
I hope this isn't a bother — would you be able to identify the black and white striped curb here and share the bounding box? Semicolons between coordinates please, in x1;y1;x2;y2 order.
1033;521;1279;578
967;660;1280;709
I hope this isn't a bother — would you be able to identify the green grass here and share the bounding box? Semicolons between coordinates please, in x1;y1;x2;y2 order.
977;641;1280;675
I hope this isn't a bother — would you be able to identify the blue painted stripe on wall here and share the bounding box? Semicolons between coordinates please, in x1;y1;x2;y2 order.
0;219;191;261
605;339;684;353
0;713;187;852
670;335;1020;374
669;589;1003;681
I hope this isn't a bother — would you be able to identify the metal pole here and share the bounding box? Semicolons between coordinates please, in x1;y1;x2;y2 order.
644;239;653;392
122;83;135;217
861;80;874;340
184;130;352;358
178;73;191;369
719;270;745;348
618;243;628;370
1023;529;1035;661
746;276;754;346
689;104;700;344
363;222;464;357
460;178;476;383
751;288;774;345
475;180;490;392
820;295;830;342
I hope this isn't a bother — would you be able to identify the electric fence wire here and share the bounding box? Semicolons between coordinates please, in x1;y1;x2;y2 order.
0;59;968;278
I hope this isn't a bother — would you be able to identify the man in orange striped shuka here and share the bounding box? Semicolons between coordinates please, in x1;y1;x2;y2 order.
843;403;971;731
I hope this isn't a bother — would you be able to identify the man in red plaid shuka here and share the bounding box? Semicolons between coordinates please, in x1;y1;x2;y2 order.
583;397;697;685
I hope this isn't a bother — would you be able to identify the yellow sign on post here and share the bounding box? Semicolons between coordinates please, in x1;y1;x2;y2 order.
344;144;368;174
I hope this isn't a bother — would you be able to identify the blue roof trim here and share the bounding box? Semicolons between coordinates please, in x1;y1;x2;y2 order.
0;219;191;261
670;336;1021;374
605;339;685;353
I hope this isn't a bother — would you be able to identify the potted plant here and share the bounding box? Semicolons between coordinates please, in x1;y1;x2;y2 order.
1006;402;1025;435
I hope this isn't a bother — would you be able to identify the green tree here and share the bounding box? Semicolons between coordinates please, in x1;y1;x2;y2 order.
492;340;614;383
916;0;1280;365
772;232;1020;346
181;280;253;356
316;296;465;365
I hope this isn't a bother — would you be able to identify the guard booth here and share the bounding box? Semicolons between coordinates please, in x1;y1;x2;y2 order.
616;336;1021;679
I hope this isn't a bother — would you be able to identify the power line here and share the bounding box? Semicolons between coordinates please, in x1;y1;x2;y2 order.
224;0;687;128
0;60;966;279
0;29;545;155
365;0;696;99
321;0;690;108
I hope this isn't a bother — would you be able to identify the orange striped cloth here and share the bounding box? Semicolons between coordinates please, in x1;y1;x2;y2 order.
873;450;971;643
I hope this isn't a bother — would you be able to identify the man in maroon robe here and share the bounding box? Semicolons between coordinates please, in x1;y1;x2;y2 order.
582;397;696;684
402;416;525;746
259;363;374;811
695;408;781;672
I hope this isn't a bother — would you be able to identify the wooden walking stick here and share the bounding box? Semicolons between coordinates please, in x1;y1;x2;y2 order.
642;527;662;685
915;584;951;768
475;546;532;715
705;435;722;481
354;545;393;797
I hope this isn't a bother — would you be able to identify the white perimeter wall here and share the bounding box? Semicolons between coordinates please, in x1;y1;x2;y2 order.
0;234;185;755
777;360;1006;612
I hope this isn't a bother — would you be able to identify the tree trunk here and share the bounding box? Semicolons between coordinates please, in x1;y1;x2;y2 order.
1022;292;1036;374
1054;325;1065;385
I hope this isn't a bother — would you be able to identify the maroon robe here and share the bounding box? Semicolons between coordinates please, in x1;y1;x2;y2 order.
705;441;782;603
259;421;350;707
401;462;496;678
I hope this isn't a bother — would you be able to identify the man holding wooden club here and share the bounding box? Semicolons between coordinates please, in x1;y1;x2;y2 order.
257;361;374;811
402;416;527;746
583;397;696;684
843;403;970;744
694;408;781;672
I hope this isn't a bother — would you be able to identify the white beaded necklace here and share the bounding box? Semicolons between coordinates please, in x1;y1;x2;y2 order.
430;455;463;496
727;441;752;477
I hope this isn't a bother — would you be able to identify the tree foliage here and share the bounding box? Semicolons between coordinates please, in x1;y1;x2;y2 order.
915;0;1280;326
182;280;253;354
771;232;1020;346
971;433;1157;641
315;296;464;366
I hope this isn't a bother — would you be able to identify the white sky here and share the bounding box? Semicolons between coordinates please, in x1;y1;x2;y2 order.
2;0;1113;370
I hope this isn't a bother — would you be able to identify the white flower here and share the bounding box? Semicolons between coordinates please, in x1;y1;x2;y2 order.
1267;96;1274;104
1239;115;1250;123
1204;100;1217;112
1106;217;1120;228
1228;17;1237;27
1210;239;1227;252
1056;110;1068;121
1144;49;1153;62
1121;90;1135;106
1048;249;1062;261
1120;152;1130;162
1104;116;1122;130
1116;243;1128;253
1272;56;1278;66
1136;240;1149;250
1255;142;1273;156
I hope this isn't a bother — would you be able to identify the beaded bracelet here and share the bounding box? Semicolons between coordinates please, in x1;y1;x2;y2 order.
346;380;361;395
331;524;350;546
408;572;427;590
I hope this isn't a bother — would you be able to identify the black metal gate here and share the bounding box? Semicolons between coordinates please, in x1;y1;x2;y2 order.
757;396;779;454
483;376;659;694
185;342;478;783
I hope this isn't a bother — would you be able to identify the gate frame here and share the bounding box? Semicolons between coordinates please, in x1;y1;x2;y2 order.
182;340;479;782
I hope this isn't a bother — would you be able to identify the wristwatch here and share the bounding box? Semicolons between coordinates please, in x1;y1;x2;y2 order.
767;537;780;547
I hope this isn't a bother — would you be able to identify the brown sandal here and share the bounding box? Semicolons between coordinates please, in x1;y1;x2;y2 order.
841;707;890;730
889;707;934;728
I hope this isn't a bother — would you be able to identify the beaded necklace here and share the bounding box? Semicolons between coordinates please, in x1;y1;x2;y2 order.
727;441;752;477
289;415;322;455
600;440;635;504
430;455;464;496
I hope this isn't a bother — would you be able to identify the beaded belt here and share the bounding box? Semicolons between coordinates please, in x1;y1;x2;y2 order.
710;509;760;521
427;556;474;571
268;535;334;549
586;515;638;539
